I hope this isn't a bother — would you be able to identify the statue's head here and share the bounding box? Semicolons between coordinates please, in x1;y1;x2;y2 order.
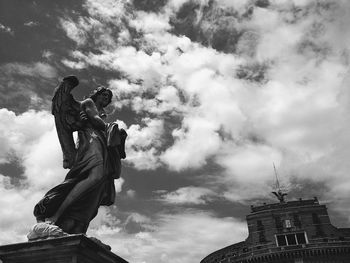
89;86;113;106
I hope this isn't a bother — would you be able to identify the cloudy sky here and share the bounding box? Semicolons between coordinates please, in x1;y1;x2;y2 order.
1;0;350;262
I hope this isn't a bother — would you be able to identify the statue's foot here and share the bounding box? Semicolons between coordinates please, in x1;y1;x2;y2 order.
27;222;68;241
45;216;58;224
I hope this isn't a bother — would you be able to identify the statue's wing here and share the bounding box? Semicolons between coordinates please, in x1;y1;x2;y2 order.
52;76;82;169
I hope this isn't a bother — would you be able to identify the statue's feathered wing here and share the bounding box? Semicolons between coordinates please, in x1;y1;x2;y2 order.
52;76;82;169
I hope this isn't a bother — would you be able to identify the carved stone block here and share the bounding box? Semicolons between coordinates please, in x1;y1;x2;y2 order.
0;234;128;263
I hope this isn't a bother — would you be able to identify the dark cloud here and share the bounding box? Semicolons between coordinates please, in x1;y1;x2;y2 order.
0;62;58;113
0;0;85;63
0;156;25;187
236;62;269;83
132;0;168;13
0;0;133;113
0;88;32;113
0;0;90;112
255;0;270;9
170;1;247;54
297;39;330;61
170;1;201;43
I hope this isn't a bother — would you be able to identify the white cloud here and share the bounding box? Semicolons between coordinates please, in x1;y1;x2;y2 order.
124;118;164;169
167;0;191;12
109;79;141;96
61;59;86;69
125;212;151;224
88;211;247;263
0;109;55;164
215;143;283;201
0;109;65;245
216;0;249;10
28;0;350;232
131;11;171;33
159;186;215;204
59;0;350;206
24;21;39;27
126;189;136;198
57;0;350;197
0;175;41;244
42;50;54;59
60;18;88;46
83;0;129;24
0;109;65;189
161;116;222;171
0;23;13;35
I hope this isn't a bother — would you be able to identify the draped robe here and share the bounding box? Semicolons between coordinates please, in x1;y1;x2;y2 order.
34;118;122;232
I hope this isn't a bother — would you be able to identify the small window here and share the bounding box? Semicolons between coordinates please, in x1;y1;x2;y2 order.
285;219;292;228
293;214;302;228
277;232;307;247
259;232;266;243
257;220;264;230
286;234;297;245
296;233;306;244
275;216;283;232
276;235;287;246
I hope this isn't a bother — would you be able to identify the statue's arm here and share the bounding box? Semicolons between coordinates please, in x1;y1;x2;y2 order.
81;99;106;130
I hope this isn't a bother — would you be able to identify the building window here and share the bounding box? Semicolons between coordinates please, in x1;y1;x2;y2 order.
286;234;297;245
296;232;306;244
285;219;292;228
276;235;287;246
312;213;325;236
293;214;302;228
276;232;307;247
257;220;266;243
275;216;283;232
259;232;266;243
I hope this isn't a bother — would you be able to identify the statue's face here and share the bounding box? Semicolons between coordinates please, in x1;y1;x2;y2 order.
97;91;111;107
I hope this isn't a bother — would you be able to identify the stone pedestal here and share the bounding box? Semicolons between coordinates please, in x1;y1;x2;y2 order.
0;234;128;263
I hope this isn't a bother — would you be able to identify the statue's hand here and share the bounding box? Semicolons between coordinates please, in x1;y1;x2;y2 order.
80;111;88;122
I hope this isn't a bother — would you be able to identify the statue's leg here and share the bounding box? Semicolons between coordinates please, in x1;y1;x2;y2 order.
59;218;75;233
47;164;104;224
71;221;88;234
59;218;88;234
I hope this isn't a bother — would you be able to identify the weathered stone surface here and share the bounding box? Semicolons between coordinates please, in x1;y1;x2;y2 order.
0;234;128;263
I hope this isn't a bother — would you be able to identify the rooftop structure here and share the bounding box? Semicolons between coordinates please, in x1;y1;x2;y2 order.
201;197;350;263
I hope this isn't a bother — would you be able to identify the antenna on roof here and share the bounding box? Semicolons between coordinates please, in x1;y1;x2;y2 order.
273;163;280;190
271;163;287;203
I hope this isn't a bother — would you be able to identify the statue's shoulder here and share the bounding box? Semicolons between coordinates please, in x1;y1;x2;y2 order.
81;98;95;109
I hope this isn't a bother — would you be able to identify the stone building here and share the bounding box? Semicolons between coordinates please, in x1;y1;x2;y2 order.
200;197;350;263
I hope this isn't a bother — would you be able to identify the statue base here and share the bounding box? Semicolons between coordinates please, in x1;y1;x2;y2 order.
0;234;128;263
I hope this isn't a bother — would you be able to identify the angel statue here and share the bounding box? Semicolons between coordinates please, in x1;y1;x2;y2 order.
27;76;127;241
